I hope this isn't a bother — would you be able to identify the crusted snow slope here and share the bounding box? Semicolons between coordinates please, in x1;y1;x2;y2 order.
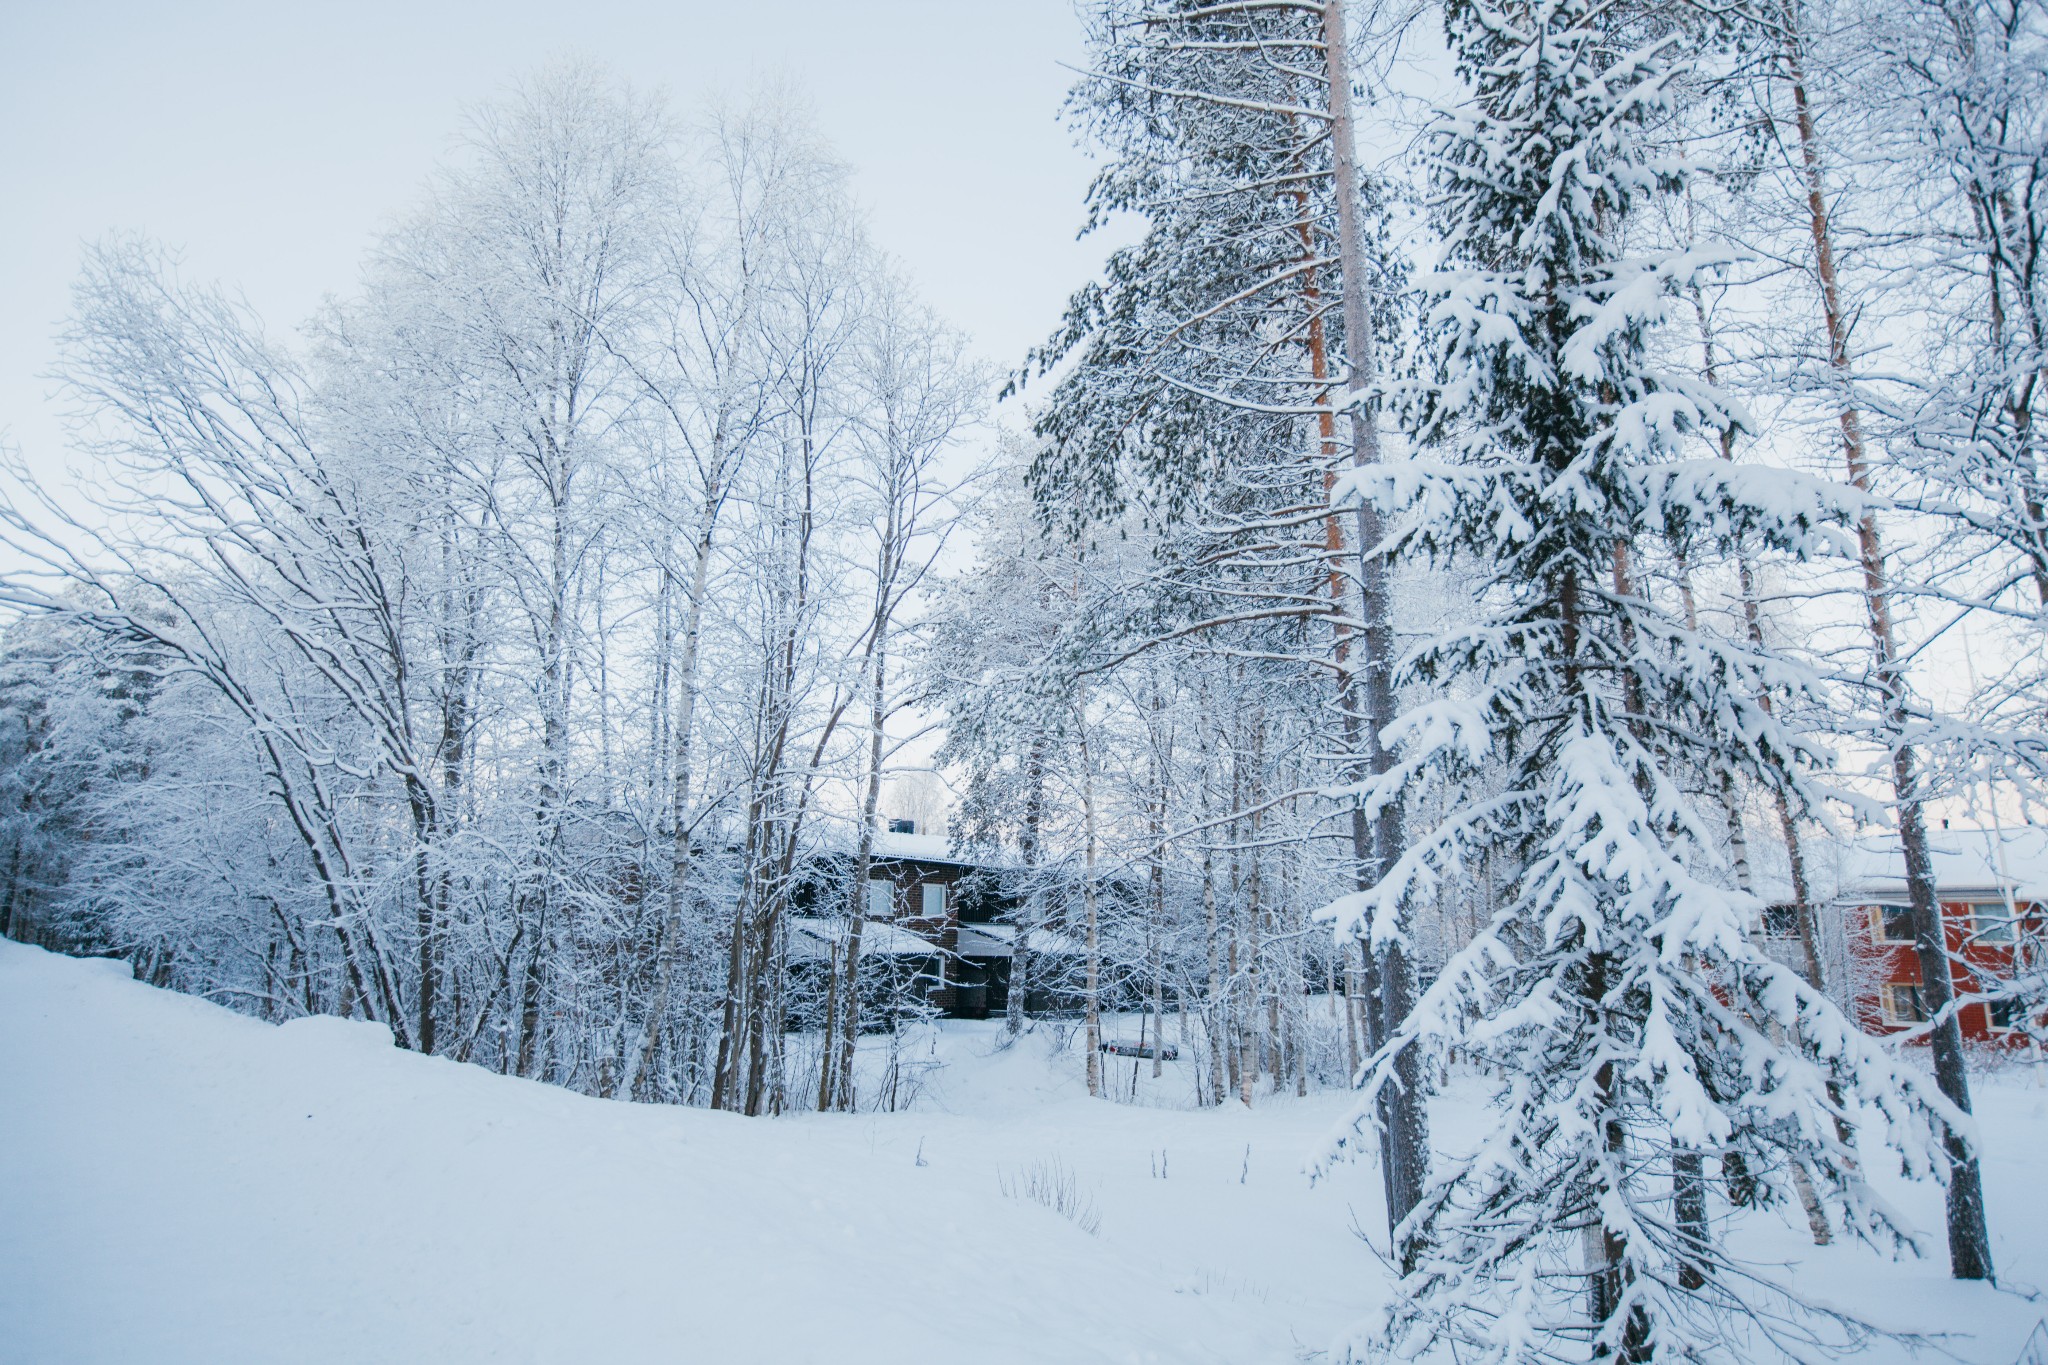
0;941;1376;1364
5;938;2047;1364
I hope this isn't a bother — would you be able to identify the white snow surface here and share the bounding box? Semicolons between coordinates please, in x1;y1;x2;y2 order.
0;941;1375;1364
5;938;2047;1364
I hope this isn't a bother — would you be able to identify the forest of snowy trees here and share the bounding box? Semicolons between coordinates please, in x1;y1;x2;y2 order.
0;74;991;1112
6;0;2048;1359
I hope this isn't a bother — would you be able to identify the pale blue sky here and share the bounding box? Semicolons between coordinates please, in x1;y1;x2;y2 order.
0;0;1105;479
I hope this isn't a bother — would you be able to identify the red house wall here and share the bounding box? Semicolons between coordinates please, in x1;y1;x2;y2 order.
1850;898;2042;1041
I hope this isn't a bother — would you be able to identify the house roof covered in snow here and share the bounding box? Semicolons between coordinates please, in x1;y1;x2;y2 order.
1829;827;2048;902
954;924;1086;958
804;827;1012;871
870;830;977;865
786;918;940;961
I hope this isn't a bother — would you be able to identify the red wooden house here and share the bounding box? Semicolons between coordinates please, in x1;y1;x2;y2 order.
1830;828;2047;1042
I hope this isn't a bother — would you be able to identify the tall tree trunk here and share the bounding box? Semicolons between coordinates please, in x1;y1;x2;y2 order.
3;839;22;942
1148;686;1169;1081
822;627;890;1111
1240;749;1263;1108
1081;716;1103;1099
628;496;721;1100
1780;6;1993;1280
1323;0;1427;1241
410;790;440;1057
1203;821;1226;1106
1008;737;1048;1037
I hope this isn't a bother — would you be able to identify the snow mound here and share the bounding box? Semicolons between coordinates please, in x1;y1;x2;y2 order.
6;939;2045;1364
0;940;1373;1364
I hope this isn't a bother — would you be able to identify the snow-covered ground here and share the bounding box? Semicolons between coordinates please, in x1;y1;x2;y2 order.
3;938;2044;1364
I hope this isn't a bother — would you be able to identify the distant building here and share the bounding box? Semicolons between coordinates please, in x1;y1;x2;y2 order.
1760;828;2048;1043
785;822;1084;1023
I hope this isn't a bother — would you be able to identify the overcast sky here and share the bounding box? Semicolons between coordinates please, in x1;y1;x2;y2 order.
0;0;1107;483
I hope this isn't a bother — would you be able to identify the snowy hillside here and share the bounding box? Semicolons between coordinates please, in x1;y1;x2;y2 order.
5;938;2047;1364
0;940;1382;1364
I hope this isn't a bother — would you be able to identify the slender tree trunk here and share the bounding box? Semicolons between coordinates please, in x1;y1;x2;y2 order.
1780;8;1993;1280
1149;886;1166;1082
628;498;720;1100
1148;687;1168;1081
0;840;19;942
516;912;549;1079
410;791;439;1056
1346;941;1365;1082
1226;736;1245;1102
1240;781;1262;1108
1203;827;1226;1106
712;786;770;1112
823;627;890;1111
1081;716;1103;1099
1008;737;1048;1037
1323;0;1427;1240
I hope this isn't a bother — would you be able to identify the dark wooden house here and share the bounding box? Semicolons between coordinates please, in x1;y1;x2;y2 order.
785;822;1083;1023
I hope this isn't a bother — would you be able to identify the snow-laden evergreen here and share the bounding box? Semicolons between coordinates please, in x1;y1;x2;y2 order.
1317;3;1970;1359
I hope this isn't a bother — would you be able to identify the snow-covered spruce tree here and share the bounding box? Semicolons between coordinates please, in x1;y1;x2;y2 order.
1320;4;1967;1359
1021;0;1429;1223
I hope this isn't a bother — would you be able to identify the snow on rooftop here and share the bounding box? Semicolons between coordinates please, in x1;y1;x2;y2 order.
1758;826;2048;905
803;825;1010;869
869;830;963;863
1831;826;2048;900
956;924;1086;958
786;917;937;960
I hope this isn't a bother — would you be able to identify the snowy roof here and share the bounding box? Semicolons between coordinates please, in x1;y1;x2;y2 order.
955;924;1086;958
803;827;1011;871
870;830;971;864
786;918;939;961
1826;827;2048;902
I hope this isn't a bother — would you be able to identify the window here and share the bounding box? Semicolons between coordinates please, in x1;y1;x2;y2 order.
908;955;944;1004
919;883;946;920
1762;903;1801;940
1970;902;2017;945
865;875;894;920
1987;996;2021;1032
1881;983;1927;1025
1872;904;1917;945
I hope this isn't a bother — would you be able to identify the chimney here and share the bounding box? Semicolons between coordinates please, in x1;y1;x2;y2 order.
887;817;916;835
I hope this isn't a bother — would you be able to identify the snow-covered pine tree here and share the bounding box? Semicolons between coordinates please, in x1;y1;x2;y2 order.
1320;2;1969;1358
1022;0;1429;1225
